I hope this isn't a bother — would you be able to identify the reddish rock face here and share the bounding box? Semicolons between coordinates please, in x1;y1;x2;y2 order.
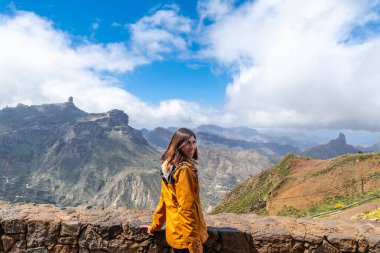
0;201;379;253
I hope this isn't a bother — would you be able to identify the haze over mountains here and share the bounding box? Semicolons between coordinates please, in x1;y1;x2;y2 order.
0;99;378;211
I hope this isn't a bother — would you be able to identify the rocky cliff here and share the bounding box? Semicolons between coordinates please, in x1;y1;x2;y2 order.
0;98;160;208
0;202;379;253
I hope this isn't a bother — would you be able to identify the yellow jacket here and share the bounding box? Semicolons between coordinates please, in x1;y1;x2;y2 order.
149;161;208;253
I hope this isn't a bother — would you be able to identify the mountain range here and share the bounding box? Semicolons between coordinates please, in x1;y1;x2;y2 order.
0;98;160;209
0;99;375;211
0;99;276;210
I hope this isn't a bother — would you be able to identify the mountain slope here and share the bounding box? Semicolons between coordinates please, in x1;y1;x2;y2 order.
141;127;173;150
197;147;275;211
212;152;380;215
0;98;161;208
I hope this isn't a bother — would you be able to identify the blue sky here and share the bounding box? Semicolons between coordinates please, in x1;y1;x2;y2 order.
1;0;380;144
0;0;227;106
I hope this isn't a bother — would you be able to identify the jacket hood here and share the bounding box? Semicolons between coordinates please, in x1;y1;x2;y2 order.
161;160;175;182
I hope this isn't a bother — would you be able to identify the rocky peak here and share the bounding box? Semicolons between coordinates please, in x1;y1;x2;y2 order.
329;132;347;146
0;100;85;127
106;109;129;127
300;132;358;159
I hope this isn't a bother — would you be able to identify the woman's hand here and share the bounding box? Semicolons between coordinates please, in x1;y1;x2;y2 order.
139;225;154;236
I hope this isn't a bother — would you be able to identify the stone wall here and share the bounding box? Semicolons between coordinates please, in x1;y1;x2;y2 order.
0;202;379;253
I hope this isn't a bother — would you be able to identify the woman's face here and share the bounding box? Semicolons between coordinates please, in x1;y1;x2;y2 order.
180;136;196;159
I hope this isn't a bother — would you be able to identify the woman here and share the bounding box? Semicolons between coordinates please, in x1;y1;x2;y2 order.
143;128;208;253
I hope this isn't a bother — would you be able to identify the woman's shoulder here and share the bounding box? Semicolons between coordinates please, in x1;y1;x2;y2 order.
179;161;193;167
177;161;197;172
173;161;197;179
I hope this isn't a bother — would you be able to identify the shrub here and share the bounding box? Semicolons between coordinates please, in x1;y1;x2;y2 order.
334;203;345;209
277;205;305;217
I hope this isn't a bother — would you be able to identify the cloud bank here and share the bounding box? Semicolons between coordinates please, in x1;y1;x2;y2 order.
201;0;380;130
0;8;209;128
2;1;380;131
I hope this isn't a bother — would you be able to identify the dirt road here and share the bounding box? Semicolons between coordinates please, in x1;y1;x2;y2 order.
328;199;380;220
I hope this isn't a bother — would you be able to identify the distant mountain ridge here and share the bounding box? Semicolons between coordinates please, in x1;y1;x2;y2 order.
0;99;275;210
300;133;359;159
2;99;373;211
0;98;161;208
141;125;299;156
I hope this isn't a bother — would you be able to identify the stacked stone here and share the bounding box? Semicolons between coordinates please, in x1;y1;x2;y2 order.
0;202;379;253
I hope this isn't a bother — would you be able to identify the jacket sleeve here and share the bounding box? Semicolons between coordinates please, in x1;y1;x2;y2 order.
149;184;166;233
175;166;202;253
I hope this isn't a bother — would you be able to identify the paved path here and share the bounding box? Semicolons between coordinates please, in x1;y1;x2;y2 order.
328;199;380;220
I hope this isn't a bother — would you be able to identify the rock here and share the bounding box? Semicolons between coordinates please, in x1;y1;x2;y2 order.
94;221;123;240
314;240;340;253
1;219;27;234
368;235;380;252
8;234;27;252
0;202;379;252
57;237;78;245
357;238;369;253
326;233;357;252
219;228;250;253
26;221;60;248
60;221;81;237
1;234;16;251
204;227;219;246
291;241;304;253
78;226;108;251
123;227;150;242
107;109;129;126
51;244;78;253
25;247;48;253
108;235;133;253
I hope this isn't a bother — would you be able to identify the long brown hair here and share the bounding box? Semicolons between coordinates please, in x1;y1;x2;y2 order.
161;128;198;169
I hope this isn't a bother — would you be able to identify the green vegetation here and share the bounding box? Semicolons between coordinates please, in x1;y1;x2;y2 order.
334;203;345;209
304;152;380;181
304;190;380;217
211;153;296;214
277;191;380;218
369;171;380;179
277;205;305;217
212;151;380;217
353;208;380;220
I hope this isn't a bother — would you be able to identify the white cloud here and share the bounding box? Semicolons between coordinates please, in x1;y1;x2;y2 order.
197;0;235;22
200;0;380;130
129;5;193;60
4;2;380;131
0;10;214;128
